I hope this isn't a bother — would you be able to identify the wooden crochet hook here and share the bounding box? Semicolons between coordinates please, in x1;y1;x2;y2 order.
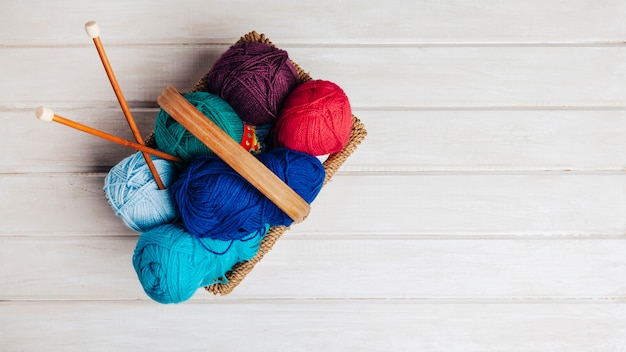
35;107;183;163
157;85;310;223
85;21;165;190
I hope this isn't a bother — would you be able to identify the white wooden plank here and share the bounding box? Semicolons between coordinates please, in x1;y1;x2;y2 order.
2;0;625;45
1;109;155;173
1;173;624;236
4;46;626;109
3;109;626;173
4;2;624;352
2;301;625;352
0;174;128;235
350;110;626;172
1;236;625;300
300;173;626;236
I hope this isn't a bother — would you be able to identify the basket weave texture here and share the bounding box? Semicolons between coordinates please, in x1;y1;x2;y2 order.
149;31;367;295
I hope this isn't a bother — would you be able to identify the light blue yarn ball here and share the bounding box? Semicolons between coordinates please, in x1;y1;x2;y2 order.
132;222;269;304
104;152;178;232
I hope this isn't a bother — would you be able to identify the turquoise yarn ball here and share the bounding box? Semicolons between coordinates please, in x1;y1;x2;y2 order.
154;91;244;163
103;152;178;232
132;222;269;304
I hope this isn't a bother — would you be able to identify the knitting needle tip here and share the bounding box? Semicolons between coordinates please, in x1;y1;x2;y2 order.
35;106;54;122
84;21;101;39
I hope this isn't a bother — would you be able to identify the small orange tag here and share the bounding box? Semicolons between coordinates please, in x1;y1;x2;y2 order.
240;124;261;153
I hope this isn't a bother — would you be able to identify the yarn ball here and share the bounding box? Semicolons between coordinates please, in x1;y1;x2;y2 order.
274;80;353;156
170;148;325;240
154;91;244;163
133;222;269;304
103;152;178;232
204;41;300;125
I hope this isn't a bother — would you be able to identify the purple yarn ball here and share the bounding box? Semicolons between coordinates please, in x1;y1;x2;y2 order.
204;42;300;126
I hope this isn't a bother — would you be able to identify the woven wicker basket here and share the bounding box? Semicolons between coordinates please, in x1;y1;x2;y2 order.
148;31;367;295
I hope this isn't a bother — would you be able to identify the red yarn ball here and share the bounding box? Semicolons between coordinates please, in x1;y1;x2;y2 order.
204;42;300;126
274;80;352;156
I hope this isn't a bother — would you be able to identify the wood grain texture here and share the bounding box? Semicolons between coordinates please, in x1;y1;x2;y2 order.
1;236;625;300
3;0;626;350
4;109;626;173
2;0;625;45
2;109;154;173
2;301;625;352
1;173;625;236
3;46;626;109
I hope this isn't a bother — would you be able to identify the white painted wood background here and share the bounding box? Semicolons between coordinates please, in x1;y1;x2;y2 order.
2;0;625;350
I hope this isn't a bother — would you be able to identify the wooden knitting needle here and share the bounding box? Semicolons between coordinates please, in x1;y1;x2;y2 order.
157;85;310;223
35;107;183;164
85;21;165;190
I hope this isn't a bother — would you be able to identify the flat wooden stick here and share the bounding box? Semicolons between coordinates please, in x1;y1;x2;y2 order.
157;85;310;223
36;107;183;164
85;21;165;190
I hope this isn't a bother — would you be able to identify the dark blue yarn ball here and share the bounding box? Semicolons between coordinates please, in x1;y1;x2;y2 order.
170;148;325;240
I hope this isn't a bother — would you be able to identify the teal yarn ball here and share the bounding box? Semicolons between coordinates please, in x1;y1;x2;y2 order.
154;91;244;163
103;152;178;232
132;222;269;304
